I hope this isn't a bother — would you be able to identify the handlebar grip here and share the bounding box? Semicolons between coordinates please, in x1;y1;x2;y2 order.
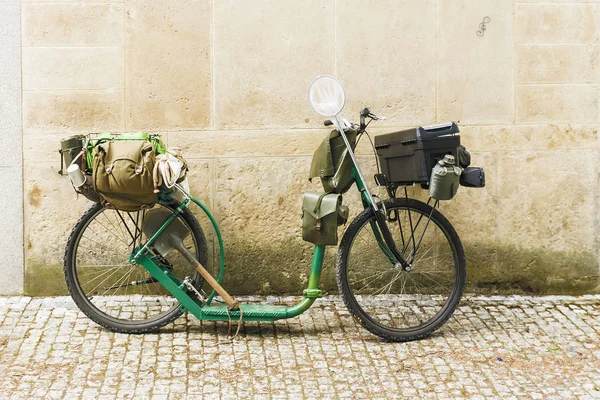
324;120;333;126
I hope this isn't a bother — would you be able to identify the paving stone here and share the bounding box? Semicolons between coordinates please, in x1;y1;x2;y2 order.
0;295;599;398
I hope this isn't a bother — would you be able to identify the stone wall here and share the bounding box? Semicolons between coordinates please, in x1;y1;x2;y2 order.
7;0;600;295
0;0;23;295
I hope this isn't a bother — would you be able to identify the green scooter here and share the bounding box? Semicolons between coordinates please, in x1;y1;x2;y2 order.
63;76;466;342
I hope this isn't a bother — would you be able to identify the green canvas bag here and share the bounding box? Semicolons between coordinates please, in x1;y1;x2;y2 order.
92;140;158;211
309;129;358;194
301;192;349;246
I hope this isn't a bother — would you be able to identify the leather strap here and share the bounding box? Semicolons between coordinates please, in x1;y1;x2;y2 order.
313;192;331;215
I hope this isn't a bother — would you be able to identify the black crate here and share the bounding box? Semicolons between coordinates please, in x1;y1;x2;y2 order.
374;122;460;185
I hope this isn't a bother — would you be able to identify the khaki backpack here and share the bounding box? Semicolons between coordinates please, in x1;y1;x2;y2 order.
92;140;158;211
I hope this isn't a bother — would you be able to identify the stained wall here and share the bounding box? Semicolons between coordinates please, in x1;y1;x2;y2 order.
5;0;599;295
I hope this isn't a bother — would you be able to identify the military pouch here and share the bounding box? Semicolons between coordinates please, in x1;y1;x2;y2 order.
92;140;158;211
309;129;358;194
458;145;471;168
460;167;485;188
302;192;349;246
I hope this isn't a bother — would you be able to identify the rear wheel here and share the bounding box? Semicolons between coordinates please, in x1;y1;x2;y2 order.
64;201;208;333
337;198;465;342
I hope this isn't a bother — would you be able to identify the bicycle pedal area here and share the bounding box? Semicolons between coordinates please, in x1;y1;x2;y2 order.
138;249;290;322
134;249;318;323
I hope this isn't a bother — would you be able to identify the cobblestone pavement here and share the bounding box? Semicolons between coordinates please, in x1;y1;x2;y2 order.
0;295;599;399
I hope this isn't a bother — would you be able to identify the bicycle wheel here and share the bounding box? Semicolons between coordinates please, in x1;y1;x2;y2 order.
337;198;465;342
64;200;208;333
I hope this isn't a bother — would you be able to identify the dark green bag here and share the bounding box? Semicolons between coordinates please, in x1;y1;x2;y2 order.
309;129;358;194
92;140;158;211
302;192;349;246
458;145;471;168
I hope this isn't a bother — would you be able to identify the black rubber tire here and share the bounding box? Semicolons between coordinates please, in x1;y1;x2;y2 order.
336;198;466;342
64;200;208;333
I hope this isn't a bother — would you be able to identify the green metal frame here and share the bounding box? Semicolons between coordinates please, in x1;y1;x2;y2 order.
352;166;397;263
132;193;327;322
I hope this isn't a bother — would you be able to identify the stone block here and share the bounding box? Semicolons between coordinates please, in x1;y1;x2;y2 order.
517;44;600;83
22;3;124;46
496;150;596;252
22;47;124;90
516;85;600;123
0;0;21;167
213;157;316;293
0;167;23;295
458;124;599;153
214;156;314;240
22;90;124;134
490;149;599;291
213;0;334;129
125;0;212;131
438;1;514;124
336;0;435;127
23;134;64;167
170;129;328;159
516;3;600;44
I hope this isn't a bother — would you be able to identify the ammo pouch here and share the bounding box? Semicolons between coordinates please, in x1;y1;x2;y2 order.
460;167;485;188
92;140;158;211
302;192;349;246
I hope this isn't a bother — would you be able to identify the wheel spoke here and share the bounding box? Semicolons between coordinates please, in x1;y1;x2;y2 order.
85;264;131;295
80;230;128;255
99;212;130;246
77;263;131;279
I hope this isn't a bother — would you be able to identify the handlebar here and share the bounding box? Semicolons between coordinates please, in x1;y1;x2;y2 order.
361;107;386;121
323;107;385;130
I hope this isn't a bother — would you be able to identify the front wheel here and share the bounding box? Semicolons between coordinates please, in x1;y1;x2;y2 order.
336;198;466;342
